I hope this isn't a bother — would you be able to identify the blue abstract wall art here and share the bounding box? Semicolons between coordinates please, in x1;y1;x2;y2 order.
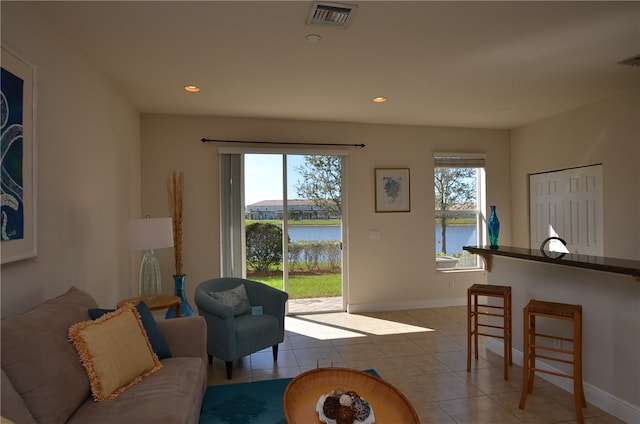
1;67;25;241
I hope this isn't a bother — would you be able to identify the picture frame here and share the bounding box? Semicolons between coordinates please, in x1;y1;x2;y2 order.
375;168;410;212
1;47;37;264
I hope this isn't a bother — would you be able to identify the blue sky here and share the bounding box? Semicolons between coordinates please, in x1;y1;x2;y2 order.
244;154;305;205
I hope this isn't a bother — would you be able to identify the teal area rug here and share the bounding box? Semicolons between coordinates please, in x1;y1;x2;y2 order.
199;369;380;424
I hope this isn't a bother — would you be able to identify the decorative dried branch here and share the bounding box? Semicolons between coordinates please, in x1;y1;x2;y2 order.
167;170;184;275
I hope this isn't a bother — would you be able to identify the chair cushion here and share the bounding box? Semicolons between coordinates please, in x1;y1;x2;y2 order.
89;301;172;359
235;314;280;357
1;287;97;424
68;304;162;401
209;284;251;316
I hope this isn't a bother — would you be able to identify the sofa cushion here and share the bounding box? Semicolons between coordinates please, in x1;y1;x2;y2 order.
66;357;205;424
89;301;172;359
0;287;97;424
0;370;36;424
69;304;162;401
209;284;251;316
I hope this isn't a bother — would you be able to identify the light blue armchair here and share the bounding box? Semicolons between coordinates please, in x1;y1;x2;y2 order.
194;277;288;379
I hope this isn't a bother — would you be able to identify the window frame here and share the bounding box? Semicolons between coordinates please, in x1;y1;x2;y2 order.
434;153;487;271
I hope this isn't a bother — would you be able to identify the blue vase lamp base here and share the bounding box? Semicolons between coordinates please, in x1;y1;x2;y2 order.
166;274;194;319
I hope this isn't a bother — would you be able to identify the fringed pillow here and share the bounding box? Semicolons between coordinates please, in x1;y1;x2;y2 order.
68;304;161;401
88;301;172;359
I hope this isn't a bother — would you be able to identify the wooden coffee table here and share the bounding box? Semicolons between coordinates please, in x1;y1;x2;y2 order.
283;367;419;423
117;294;180;317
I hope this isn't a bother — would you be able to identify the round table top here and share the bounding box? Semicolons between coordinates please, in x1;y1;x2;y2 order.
283;367;419;424
117;294;180;310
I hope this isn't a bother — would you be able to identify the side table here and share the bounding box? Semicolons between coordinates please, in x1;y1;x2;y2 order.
117;294;180;317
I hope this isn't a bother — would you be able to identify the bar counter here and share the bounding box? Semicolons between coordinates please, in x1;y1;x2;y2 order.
463;245;640;279
461;245;640;422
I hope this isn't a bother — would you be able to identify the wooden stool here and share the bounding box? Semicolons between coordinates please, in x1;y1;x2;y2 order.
467;283;512;380
519;299;586;423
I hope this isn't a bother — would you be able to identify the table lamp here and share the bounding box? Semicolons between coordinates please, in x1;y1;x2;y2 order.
127;217;174;301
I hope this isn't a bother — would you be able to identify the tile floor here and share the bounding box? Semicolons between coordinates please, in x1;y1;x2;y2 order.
206;305;626;423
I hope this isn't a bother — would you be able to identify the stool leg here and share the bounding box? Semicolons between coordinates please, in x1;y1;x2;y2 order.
519;307;530;409
527;312;536;394
507;291;513;365
503;293;508;380
467;288;472;373
574;312;585;423
473;294;479;360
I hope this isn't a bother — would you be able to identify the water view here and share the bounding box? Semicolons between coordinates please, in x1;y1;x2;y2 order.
436;225;477;254
286;225;476;254
287;226;341;241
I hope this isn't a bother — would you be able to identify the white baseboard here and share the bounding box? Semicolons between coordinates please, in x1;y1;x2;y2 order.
486;338;640;423
347;297;467;313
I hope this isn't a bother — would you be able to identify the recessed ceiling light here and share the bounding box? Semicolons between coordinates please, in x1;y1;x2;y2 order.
372;96;388;103
184;85;200;93
305;34;322;43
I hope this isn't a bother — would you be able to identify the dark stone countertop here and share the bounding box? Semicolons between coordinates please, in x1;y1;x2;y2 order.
463;245;640;279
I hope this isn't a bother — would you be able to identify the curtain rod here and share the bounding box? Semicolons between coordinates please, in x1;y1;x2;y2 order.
201;138;365;148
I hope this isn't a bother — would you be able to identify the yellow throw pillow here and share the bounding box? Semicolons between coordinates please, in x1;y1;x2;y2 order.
68;304;162;401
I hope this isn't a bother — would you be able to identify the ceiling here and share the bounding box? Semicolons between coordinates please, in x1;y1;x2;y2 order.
32;1;639;129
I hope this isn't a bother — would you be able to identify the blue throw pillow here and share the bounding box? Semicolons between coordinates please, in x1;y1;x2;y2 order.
209;284;251;316
88;301;172;359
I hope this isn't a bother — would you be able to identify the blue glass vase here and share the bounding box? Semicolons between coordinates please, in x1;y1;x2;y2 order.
166;274;194;318
488;205;500;249
487;206;500;249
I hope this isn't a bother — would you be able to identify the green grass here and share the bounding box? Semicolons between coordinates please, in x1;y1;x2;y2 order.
248;272;341;299
435;218;476;225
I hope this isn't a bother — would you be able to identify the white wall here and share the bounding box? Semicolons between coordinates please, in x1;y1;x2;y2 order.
140;115;510;311
0;2;141;317
488;257;640;421
490;90;640;420
510;90;640;259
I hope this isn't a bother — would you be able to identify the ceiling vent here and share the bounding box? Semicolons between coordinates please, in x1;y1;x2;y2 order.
617;54;640;67
307;2;357;29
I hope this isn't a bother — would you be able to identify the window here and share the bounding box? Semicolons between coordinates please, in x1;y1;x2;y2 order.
434;154;486;270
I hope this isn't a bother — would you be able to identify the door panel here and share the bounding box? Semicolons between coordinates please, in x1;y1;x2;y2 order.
529;165;603;255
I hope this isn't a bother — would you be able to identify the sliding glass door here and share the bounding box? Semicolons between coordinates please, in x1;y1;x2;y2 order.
221;151;345;314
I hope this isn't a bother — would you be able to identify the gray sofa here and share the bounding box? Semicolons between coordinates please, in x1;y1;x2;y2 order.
1;287;207;424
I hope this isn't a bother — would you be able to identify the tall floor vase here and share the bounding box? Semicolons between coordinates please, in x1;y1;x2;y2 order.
166;274;194;318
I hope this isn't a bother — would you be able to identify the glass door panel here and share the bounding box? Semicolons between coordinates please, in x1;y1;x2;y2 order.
244;154;283;290
286;154;343;314
242;153;344;314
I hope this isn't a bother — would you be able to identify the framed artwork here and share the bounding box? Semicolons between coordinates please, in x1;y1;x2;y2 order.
1;47;37;264
375;168;410;212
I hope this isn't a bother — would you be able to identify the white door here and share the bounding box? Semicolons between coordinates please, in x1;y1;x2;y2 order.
529;164;603;255
530;172;564;250
563;165;603;255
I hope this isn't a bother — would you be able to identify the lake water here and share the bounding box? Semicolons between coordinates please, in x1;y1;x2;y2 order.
435;225;477;254
288;226;341;241
287;225;476;254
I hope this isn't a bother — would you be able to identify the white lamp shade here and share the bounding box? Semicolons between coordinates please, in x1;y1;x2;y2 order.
127;217;174;250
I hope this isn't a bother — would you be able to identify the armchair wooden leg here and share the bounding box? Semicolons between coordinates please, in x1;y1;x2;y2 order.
225;361;233;379
272;344;279;361
208;355;212;365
